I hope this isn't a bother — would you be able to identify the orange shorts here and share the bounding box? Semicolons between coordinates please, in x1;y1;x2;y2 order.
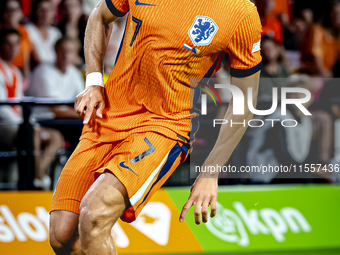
51;132;189;223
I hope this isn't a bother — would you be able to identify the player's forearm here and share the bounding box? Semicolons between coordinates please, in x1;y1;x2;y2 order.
200;102;254;178
84;2;115;75
200;72;260;178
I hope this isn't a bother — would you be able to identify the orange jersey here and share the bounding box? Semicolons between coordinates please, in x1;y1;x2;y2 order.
82;0;262;143
268;0;290;21
261;15;284;44
12;25;31;70
0;59;22;98
0;59;23;114
300;24;340;74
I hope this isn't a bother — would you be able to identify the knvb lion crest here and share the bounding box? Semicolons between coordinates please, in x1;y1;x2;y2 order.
188;16;219;46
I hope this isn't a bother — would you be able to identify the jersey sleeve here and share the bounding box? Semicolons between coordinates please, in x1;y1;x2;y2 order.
105;0;129;17
227;9;262;78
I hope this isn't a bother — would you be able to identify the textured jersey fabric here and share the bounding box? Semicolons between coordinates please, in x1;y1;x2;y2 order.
82;0;262;143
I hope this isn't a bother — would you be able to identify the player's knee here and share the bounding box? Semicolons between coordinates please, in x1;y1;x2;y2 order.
50;224;74;245
79;191;125;235
79;207;108;240
79;206;98;227
49;227;74;254
79;204;123;230
49;231;62;251
49;214;78;252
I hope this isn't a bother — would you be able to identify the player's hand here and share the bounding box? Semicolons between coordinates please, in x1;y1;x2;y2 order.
75;85;105;124
179;177;218;225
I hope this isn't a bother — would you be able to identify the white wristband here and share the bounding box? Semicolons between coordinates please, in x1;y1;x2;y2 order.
85;72;104;88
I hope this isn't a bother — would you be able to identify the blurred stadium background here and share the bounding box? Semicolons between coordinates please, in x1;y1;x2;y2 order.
0;0;340;254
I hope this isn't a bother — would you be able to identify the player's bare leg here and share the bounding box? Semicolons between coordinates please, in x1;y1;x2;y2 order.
34;127;64;181
49;211;80;254
79;172;129;255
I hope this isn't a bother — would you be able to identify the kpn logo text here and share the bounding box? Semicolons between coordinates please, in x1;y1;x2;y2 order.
206;202;312;247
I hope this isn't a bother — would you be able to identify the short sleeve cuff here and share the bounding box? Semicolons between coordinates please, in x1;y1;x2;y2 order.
105;0;128;17
230;62;262;78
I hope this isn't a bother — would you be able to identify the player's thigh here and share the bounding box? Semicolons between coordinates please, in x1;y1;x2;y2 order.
80;172;129;212
96;132;189;222
78;173;129;235
52;139;115;214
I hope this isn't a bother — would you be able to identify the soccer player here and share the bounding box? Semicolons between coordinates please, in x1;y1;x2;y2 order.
49;0;262;254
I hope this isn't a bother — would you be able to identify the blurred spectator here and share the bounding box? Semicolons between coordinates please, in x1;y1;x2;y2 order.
258;36;290;100
0;28;64;189
284;15;310;51
0;0;32;78
53;0;62;7
283;9;313;51
20;0;32;17
247;74;330;183
254;0;284;44
0;29;23;123
268;0;291;27
300;0;340;77
25;0;61;67
293;0;325;24
83;0;98;15
58;0;88;64
317;72;340;157
283;16;309;72
27;36;83;118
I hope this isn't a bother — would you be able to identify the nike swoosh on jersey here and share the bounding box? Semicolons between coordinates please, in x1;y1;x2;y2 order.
135;0;157;6
119;161;138;175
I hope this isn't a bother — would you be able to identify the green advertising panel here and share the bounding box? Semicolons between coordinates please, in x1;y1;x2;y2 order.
166;185;340;253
